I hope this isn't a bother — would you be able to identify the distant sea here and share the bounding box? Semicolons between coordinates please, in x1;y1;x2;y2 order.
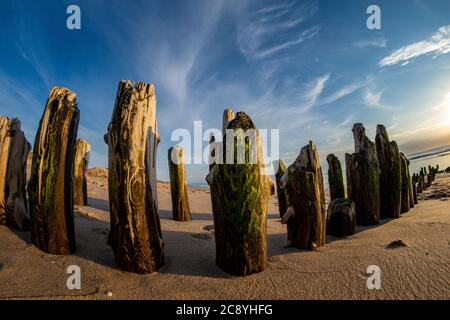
321;144;450;192
188;182;210;189
407;144;450;175
187;144;450;191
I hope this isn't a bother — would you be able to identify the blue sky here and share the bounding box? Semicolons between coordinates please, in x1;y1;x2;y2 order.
1;0;450;184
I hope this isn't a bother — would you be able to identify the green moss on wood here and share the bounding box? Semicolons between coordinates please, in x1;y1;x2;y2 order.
28;87;79;255
207;111;269;276
326;154;345;201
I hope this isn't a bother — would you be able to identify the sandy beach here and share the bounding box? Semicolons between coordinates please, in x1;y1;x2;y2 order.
0;169;449;300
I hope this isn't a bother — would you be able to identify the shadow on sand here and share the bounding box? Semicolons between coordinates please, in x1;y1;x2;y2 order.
87;197;109;211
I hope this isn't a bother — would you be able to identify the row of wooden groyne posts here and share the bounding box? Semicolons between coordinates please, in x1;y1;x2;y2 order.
0;80;439;277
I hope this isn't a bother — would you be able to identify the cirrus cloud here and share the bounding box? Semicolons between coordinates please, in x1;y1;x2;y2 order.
379;25;450;67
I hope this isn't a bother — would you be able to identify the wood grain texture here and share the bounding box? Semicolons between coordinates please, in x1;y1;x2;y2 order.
345;123;380;226
73;139;90;206
28;87;80;255
168;145;191;222
282;142;326;250
0;116;12;226
106;80;164;274
222;108;235;136
0;117;31;230
375;125;401;219
206;111;273;276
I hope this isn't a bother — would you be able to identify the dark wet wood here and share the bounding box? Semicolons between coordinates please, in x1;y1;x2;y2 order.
274;159;287;218
206;112;273;276
326;154;345;201
345;123;380;226
282;142;326;250
28;87;80;255
375;125;401;219
326;198;356;237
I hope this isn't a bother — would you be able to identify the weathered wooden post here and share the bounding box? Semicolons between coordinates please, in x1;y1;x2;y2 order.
28;87;80;255
375;125;401;219
407;158;414;209
281;142;326;250
106;80;164;274
326;154;345;201
416;173;423;193
73;139;91;206
168;145;191;222
0;117;31;230
222;108;235;136
0;116;12;227
345;123;380;226
428;165;435;182
206;112;273;276
274;159;287;218
412;181;418;205
400;153;410;213
326;199;356;237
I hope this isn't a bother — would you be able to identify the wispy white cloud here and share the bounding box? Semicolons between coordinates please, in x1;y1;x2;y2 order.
379;25;450;67
256;26;320;59
318;82;364;106
301;73;330;110
353;36;387;49
362;88;392;110
237;1;319;60
363;89;382;107
16;42;52;88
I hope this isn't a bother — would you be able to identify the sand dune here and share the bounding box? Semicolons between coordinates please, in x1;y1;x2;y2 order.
0;173;449;300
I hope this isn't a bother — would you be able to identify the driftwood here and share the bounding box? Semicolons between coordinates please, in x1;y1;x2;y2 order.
28;87;80;255
106;80;164;274
345;123;380;226
281;142;326;250
73;139;90;206
206;112;273;276
400;153;411;213
274;159;287;218
168;145;191;222
326;198;356;237
375;125;401;219
326;154;345;201
0;117;31;230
